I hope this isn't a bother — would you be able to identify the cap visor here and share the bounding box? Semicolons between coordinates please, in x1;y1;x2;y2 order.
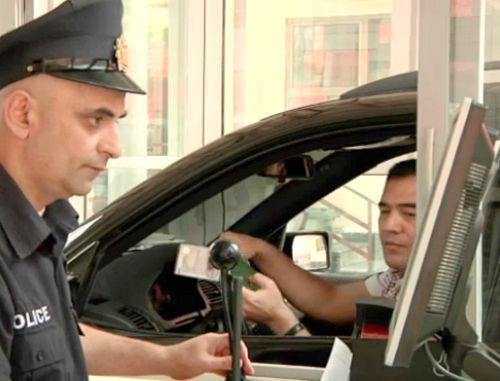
50;71;146;94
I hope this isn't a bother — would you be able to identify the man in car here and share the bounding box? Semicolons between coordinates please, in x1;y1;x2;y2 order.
224;159;416;336
0;1;253;379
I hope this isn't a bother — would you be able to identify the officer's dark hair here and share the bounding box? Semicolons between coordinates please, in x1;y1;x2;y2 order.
387;159;416;180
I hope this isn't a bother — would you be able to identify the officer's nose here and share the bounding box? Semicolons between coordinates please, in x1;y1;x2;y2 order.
98;123;123;159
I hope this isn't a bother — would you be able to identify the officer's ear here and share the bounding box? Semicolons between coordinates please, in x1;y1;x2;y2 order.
3;89;38;140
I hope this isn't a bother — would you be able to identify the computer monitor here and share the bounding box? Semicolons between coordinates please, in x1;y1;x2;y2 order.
385;98;500;380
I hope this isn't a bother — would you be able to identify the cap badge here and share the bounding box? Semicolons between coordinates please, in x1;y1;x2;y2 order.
114;35;129;72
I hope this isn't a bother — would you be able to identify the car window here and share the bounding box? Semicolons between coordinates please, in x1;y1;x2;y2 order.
79;144;416;340
138;150;408;281
139;174;282;247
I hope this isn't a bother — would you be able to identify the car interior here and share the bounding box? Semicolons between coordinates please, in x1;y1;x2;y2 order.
65;69;500;377
80;136;416;346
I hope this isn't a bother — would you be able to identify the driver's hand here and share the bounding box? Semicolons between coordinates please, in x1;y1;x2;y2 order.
222;231;268;260
242;273;299;334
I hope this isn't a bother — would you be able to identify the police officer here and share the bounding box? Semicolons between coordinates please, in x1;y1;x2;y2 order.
0;0;253;379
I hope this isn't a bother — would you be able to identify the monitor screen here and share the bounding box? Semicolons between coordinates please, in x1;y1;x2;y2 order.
385;98;500;379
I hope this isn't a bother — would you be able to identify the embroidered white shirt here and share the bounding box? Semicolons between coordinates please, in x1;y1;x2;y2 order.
365;269;404;299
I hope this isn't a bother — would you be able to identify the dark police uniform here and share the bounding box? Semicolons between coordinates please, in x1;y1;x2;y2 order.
0;0;145;379
0;166;86;379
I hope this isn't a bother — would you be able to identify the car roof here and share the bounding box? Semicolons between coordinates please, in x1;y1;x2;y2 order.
340;71;417;99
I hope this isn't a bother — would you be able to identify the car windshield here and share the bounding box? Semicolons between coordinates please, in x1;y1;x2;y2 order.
136;173;284;248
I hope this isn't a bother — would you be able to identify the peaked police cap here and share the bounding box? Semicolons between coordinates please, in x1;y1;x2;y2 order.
0;0;145;94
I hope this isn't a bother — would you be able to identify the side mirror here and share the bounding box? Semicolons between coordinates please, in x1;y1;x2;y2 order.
260;155;315;180
282;232;329;271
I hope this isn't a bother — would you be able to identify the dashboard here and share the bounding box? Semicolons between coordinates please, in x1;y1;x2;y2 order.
82;243;223;333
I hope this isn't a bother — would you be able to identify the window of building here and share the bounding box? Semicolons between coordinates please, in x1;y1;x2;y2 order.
285;15;390;108
224;0;393;132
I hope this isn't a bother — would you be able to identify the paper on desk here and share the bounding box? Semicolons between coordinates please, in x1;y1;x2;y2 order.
320;337;353;381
